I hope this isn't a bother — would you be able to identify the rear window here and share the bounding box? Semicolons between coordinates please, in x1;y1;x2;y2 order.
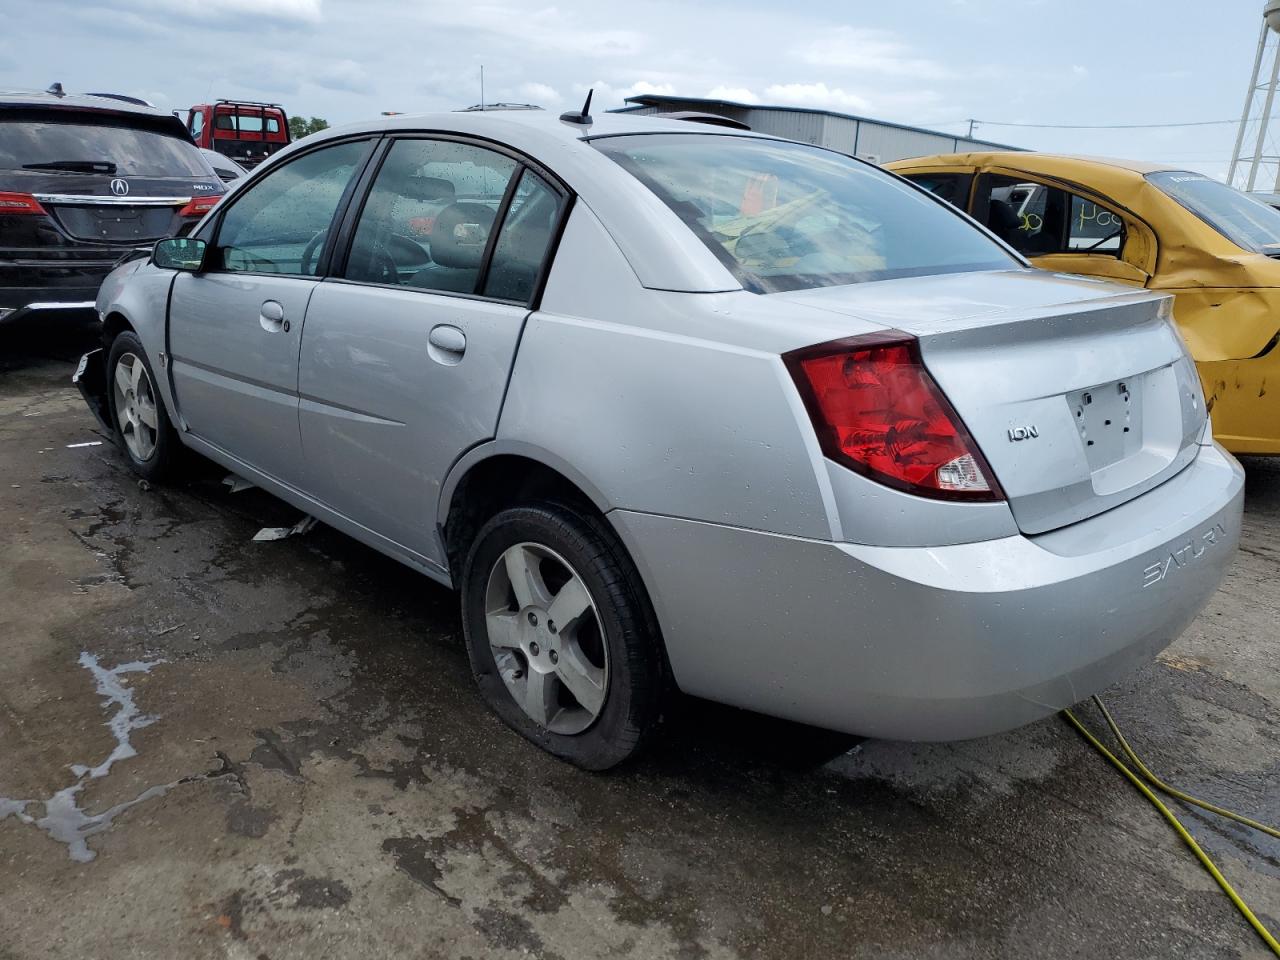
0;115;210;178
214;113;281;134
1147;171;1280;254
593;134;1016;293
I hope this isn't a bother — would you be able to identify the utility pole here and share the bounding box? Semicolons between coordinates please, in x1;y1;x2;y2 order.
967;119;976;138
480;65;485;112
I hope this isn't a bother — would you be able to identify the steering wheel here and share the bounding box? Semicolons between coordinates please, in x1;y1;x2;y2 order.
299;227;329;276
362;242;403;285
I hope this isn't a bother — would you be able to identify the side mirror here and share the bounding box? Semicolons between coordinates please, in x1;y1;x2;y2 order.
153;237;207;272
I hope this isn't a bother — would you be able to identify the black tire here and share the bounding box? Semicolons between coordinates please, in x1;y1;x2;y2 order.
461;501;666;770
106;331;181;482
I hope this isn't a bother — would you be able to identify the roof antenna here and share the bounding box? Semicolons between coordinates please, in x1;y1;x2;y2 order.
560;88;593;126
46;82;65;98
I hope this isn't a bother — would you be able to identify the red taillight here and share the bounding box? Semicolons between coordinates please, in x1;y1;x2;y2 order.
0;192;46;215
784;332;1003;501
177;195;221;218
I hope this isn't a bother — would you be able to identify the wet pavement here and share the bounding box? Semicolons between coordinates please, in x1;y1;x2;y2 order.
2;320;1279;960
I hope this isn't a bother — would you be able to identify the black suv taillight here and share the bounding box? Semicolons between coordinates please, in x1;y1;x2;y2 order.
0;192;47;215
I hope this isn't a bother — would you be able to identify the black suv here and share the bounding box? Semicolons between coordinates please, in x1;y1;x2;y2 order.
1;86;226;325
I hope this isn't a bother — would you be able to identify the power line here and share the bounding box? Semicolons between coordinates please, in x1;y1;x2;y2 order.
963;117;1250;131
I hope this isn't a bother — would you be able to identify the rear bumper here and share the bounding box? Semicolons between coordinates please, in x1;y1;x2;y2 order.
0;259;116;323
611;442;1244;741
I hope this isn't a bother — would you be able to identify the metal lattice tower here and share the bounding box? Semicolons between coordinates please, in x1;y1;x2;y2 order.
1229;1;1280;190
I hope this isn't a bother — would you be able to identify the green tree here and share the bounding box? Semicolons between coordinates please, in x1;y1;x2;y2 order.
288;116;330;140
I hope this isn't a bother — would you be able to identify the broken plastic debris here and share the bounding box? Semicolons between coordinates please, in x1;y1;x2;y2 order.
252;515;318;542
222;474;255;494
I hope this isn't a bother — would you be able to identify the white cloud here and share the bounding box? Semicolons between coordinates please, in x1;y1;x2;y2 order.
764;82;872;113
518;82;561;106
795;27;947;79
1071;64;1089;77
125;0;323;22
705;86;759;104
586;79;677;109
409;3;645;58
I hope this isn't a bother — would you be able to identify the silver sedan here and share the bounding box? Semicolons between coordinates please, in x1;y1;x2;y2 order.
77;109;1243;769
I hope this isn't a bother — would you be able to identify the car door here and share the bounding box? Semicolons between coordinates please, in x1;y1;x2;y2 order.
298;137;568;566
971;170;1155;285
167;138;375;486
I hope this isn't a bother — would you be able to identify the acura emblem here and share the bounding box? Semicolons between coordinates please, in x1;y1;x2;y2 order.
110;178;129;197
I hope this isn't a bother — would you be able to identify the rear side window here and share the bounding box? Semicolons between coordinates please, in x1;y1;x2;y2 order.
593;134;1015;293
977;175;1125;257
0;115;209;177
214;139;369;275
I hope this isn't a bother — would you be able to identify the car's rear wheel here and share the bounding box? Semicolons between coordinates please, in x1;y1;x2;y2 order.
461;502;665;770
106;331;180;482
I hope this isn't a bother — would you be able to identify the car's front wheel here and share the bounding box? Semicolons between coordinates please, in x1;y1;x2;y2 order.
461;502;666;770
106;331;180;482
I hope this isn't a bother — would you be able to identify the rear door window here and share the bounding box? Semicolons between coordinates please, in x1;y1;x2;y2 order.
0;114;209;177
213;139;370;275
977;175;1125;257
343;138;519;294
483;169;564;302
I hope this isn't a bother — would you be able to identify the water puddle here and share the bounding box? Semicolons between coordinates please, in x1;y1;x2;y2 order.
0;652;184;862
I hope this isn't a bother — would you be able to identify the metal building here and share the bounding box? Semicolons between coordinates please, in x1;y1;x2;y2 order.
611;94;1018;163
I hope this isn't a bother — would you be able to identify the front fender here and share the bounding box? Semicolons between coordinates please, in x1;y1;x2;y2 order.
96;260;180;424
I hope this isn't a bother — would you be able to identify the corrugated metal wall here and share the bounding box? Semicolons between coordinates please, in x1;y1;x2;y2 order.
853;125;960;163
741;108;826;146
615;101;1015;163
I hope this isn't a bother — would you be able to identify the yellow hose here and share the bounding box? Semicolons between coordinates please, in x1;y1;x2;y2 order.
1090;696;1280;841
1062;699;1280;957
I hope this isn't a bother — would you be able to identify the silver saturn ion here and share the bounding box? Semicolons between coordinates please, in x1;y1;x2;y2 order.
76;111;1243;769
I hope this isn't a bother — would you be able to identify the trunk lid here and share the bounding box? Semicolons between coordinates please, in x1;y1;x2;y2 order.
780;269;1206;534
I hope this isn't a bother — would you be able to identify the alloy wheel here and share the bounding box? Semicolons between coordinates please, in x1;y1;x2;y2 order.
484;542;609;735
112;352;159;462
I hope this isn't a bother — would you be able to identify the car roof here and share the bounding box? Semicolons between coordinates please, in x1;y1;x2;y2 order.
889;150;1184;177
294;109;779;294
323;107;770;146
0;87;179;121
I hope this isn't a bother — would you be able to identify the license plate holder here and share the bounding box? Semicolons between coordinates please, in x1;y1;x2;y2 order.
1069;376;1143;469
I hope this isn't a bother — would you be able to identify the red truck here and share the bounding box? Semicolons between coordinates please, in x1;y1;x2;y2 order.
185;100;290;169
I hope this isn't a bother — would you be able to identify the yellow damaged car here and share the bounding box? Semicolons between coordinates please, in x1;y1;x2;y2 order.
887;152;1280;454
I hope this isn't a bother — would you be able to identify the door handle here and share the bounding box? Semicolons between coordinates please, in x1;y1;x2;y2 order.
428;324;466;365
259;299;286;333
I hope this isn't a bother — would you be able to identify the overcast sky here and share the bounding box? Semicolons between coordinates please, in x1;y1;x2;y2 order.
0;0;1266;180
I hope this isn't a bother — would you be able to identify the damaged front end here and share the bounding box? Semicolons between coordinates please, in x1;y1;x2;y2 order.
73;348;114;437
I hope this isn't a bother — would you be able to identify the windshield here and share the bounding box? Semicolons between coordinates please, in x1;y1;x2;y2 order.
0;117;212;178
593;134;1017;293
1147;171;1280;254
